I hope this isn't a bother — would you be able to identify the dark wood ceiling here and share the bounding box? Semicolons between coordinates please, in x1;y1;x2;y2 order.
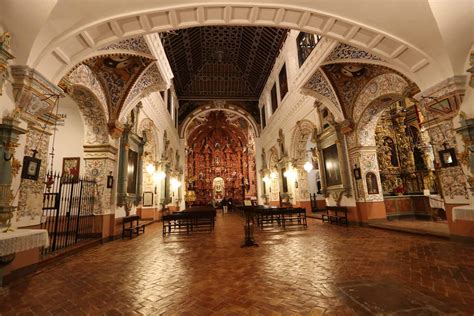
161;26;288;123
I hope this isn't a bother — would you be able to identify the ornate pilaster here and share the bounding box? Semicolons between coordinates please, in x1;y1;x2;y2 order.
83;144;117;215
0;32;14;96
0;113;27;231
415;76;470;203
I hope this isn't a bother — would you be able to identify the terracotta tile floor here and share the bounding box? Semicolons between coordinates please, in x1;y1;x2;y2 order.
1;213;473;315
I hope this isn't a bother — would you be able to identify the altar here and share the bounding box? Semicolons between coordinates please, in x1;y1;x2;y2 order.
0;229;49;286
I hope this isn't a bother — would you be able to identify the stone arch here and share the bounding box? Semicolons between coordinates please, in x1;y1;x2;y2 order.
70;85;110;145
138;118;160;161
180;103;260;140
290;119;316;164
33;3;434;89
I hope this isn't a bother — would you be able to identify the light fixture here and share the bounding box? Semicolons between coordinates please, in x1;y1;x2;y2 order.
152;170;166;183
170;177;181;189
263;175;271;183
270;171;277;179
303;161;313;172
146;163;156;175
284;168;297;181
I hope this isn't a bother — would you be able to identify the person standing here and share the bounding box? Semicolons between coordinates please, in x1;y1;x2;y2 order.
222;197;228;213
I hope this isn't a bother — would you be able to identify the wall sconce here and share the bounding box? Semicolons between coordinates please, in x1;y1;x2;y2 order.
170;177;181;189
106;172;114;188
152;170;166;184
303;161;313;172
283;168;297;181
270;171;278;179
146;163;156;175
263;175;271;183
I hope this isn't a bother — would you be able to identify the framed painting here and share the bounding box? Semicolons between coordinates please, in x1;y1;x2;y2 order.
143;191;154;207
62;157;80;180
21;155;41;180
438;148;458;168
322;144;342;187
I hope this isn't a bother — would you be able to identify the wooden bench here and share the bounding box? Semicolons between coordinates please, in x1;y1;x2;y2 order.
122;215;145;239
248;206;307;230
322;206;348;226
162;208;216;236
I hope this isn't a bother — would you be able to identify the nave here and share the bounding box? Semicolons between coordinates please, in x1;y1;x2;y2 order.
1;213;473;315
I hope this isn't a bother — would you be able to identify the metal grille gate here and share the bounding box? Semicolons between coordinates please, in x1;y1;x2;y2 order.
41;171;102;255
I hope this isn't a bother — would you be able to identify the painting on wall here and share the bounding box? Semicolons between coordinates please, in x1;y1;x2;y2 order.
322;144;342;187
62;157;80;180
127;150;138;194
143;191;153;206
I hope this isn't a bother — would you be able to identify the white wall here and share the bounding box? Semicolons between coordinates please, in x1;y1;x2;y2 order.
46;95;85;174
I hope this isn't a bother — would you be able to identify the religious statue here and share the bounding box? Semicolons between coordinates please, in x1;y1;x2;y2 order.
0;32;12;52
277;128;286;158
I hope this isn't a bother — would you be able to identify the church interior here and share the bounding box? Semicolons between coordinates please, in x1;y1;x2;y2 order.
0;0;473;314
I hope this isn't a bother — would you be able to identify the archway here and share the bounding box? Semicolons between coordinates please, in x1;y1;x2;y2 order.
29;3;437;91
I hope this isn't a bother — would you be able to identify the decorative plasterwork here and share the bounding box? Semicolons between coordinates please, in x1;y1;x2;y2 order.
290;119;316;164
10;66;64;119
100;36;152;55
303;70;340;109
325;43;383;63
352;73;409;123
356;94;403;147
0;32;14;96
66;64;108;121
322;63;402;119
414;75;466;120
80;54;154;122
70;86;110;145
122;63;166;112
17;126;51;220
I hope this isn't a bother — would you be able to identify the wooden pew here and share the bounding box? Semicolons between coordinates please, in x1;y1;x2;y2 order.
323;206;348;226
122;215;145;239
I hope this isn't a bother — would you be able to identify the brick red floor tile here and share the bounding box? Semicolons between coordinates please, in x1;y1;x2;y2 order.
1;213;473;315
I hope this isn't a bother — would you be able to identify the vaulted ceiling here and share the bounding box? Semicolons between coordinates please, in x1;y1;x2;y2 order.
161;26;289;123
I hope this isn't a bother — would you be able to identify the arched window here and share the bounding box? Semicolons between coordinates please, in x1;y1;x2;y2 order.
297;32;321;66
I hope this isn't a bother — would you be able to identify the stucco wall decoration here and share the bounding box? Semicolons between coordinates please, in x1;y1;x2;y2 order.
67;64;108;120
17;128;50;220
122;64;165;112
82;54;154;124
100;36;152;55
303;70;340;110
70;86;109;145
322;63;406;119
325;43;384;63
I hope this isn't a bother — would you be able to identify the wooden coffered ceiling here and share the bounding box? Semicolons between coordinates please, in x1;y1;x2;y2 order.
161;26;288;123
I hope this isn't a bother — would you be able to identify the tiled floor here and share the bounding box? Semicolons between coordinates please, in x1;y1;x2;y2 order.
1;213;473;315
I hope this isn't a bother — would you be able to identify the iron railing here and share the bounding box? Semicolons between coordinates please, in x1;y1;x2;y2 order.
41;171;102;255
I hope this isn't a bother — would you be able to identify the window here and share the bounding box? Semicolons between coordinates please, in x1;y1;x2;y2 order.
261;106;266;129
278;65;288;100
271;84;278;114
127;150;138;194
297;32;321;67
167;90;172;115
